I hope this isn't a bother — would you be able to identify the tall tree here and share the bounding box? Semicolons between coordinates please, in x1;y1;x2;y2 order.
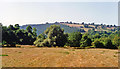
33;27;37;37
34;25;68;47
26;25;32;33
8;25;15;30
66;32;82;47
80;33;92;47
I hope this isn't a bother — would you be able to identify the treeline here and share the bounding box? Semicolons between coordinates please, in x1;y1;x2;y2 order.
34;25;120;49
2;24;120;49
2;24;37;47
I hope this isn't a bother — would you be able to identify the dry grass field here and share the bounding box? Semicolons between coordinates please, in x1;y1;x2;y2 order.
1;45;118;67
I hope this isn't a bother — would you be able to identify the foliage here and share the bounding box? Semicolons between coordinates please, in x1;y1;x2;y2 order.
92;39;104;48
99;38;117;49
34;34;46;47
2;23;120;49
2;24;37;46
34;25;68;47
80;33;92;47
93;33;101;39
118;46;120;49
103;38;117;49
66;32;82;47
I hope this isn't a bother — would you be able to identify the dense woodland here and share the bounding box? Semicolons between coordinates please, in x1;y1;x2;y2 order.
2;23;120;49
2;24;37;46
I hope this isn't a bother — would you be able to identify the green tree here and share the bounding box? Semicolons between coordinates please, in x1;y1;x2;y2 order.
7;30;17;46
26;25;32;33
2;24;37;46
80;33;92;47
102;38;117;49
93;33;101;39
8;25;15;30
92;39;104;48
66;32;82;47
45;25;68;47
32;27;37;37
113;36;120;47
2;25;17;47
34;25;68;47
15;29;29;45
104;38;113;49
15;26;37;45
2;26;9;45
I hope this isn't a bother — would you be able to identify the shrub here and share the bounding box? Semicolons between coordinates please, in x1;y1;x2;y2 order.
103;38;117;49
113;36;120;47
118;46;120;49
66;32;82;47
80;33;92;47
90;46;95;48
34;34;46;47
85;46;90;49
92;39;104;48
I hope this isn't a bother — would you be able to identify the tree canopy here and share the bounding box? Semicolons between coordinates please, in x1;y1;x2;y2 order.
2;24;120;49
34;25;68;47
2;24;37;46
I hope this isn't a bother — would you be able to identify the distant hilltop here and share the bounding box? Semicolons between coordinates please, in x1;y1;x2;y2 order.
21;21;119;36
24;21;117;26
46;21;117;26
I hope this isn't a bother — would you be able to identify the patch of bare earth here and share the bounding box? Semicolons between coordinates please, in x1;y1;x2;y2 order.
1;47;118;67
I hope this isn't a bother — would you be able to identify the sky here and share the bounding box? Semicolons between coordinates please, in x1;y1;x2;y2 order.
0;0;119;2
0;1;118;26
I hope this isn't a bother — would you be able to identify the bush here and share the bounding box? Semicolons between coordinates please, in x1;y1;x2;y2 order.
80;33;92;47
85;46;90;49
113;36;120;47
118;46;120;49
66;32;82;47
92;39;105;48
103;38;117;49
90;46;95;48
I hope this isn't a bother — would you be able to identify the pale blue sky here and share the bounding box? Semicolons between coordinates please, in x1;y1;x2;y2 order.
0;0;119;2
0;2;118;26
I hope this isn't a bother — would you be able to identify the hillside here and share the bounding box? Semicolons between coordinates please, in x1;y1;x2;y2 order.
20;23;82;36
20;22;117;36
60;23;117;32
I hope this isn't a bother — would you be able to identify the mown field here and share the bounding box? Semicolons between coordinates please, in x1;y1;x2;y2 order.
1;45;118;67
